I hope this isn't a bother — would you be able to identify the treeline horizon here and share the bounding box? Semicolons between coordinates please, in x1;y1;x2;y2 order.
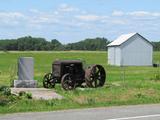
0;36;159;51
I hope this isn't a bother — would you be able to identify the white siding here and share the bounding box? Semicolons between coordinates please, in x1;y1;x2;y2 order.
121;34;153;66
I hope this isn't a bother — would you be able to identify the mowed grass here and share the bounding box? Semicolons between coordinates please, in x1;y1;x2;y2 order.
0;51;160;113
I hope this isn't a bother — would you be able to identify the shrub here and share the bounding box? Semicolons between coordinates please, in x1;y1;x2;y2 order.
19;91;26;97
0;86;11;96
18;91;32;99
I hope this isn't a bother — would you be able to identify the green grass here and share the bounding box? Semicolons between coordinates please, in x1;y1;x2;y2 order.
0;51;160;114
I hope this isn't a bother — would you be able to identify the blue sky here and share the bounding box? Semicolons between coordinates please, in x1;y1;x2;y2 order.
0;0;160;43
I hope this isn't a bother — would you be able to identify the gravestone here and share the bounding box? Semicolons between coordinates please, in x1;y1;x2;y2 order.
14;57;37;88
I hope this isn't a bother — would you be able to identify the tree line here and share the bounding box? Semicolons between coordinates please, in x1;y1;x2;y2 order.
0;36;109;51
0;36;63;51
152;42;160;51
0;36;159;51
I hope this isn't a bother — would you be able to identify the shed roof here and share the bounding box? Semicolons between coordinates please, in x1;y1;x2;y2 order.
107;33;137;47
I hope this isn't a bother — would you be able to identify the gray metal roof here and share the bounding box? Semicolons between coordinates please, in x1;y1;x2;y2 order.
107;33;136;47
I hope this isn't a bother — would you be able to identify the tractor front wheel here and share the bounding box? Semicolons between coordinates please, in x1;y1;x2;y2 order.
43;73;57;88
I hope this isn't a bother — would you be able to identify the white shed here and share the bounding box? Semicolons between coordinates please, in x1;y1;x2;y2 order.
107;33;153;66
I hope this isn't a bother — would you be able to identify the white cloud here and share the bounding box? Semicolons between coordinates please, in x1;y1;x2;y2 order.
111;20;126;25
29;9;40;13
54;11;59;15
128;11;160;17
0;12;25;19
28;4;80;27
76;15;100;21
128;11;152;17
0;12;26;27
112;10;124;16
112;10;160;18
29;14;59;24
152;12;160;17
0;10;61;29
58;3;78;12
75;14;108;22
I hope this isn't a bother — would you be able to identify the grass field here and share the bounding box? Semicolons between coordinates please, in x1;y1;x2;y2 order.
0;51;160;114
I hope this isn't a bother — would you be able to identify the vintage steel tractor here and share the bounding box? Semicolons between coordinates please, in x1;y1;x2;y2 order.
43;60;106;90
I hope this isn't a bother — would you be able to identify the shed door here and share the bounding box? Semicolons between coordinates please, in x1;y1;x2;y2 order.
108;47;116;65
113;47;116;64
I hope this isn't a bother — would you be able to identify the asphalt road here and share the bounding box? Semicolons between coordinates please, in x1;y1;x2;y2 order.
1;104;160;120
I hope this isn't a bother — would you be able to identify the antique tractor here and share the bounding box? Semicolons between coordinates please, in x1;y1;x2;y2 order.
43;60;106;90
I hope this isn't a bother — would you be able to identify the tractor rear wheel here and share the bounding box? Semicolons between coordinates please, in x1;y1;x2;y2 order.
85;65;106;88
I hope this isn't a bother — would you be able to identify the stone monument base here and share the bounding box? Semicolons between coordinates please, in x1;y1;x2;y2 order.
11;88;63;100
14;80;37;88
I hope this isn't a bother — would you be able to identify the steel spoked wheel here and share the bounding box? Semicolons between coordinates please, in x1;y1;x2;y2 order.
43;73;56;88
85;65;106;88
61;74;75;90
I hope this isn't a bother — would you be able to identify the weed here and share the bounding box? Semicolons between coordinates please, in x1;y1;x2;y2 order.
135;93;146;99
87;98;96;105
46;100;57;106
25;92;32;99
154;74;160;81
0;96;10;106
9;64;17;87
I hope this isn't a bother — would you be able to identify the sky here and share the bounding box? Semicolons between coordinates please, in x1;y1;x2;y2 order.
0;0;160;43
